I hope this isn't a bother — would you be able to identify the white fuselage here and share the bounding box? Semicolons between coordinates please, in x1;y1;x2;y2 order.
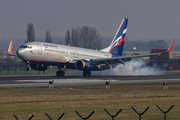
17;42;112;65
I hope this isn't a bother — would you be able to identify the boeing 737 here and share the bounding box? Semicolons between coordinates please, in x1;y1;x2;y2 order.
8;18;174;77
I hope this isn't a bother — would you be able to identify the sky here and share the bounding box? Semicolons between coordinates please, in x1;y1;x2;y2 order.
0;0;180;40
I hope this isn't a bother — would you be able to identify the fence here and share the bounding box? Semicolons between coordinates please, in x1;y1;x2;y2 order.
5;105;174;120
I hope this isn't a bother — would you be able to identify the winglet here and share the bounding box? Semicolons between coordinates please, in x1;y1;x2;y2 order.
165;39;174;53
8;41;13;54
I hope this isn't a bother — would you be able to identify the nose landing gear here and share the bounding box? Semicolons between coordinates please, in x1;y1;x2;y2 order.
26;65;31;71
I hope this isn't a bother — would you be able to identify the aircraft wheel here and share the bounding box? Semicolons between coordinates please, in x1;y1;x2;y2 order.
83;71;86;77
56;71;60;77
60;71;65;77
87;71;91;77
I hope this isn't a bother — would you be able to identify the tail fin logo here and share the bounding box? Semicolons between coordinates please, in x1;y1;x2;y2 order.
109;28;127;52
109;18;128;56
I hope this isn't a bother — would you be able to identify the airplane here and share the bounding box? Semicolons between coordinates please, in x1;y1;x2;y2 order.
8;18;174;77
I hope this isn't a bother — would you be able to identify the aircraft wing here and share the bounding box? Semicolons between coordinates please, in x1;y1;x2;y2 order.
8;41;18;57
90;39;174;67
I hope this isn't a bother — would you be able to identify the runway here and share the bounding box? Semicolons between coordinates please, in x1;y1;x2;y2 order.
0;74;180;87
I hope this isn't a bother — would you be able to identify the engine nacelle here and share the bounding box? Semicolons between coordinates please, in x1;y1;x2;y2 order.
30;63;48;71
75;60;94;70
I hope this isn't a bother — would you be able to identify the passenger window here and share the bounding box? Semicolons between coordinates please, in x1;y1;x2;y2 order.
28;46;32;49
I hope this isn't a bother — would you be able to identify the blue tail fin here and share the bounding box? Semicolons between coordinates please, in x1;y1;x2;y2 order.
109;18;128;56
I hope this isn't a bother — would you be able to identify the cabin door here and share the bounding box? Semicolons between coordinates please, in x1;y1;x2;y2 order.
37;43;42;55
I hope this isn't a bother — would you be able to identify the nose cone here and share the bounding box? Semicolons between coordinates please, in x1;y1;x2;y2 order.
16;49;24;59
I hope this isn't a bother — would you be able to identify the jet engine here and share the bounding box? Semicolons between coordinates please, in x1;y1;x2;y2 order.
75;60;94;70
30;63;48;71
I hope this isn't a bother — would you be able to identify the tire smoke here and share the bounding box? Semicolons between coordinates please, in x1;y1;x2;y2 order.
93;59;162;76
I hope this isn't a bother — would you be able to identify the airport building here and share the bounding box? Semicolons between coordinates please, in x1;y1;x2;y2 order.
149;49;170;70
169;59;180;70
148;49;180;71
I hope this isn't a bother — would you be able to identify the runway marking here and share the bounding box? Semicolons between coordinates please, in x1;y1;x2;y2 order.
0;78;180;87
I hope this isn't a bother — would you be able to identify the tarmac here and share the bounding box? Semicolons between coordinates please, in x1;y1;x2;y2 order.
0;73;180;87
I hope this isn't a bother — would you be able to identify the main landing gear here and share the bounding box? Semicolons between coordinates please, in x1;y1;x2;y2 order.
56;69;65;77
83;70;91;77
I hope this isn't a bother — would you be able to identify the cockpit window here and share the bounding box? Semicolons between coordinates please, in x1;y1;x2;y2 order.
22;46;27;48
19;45;32;49
19;43;27;48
